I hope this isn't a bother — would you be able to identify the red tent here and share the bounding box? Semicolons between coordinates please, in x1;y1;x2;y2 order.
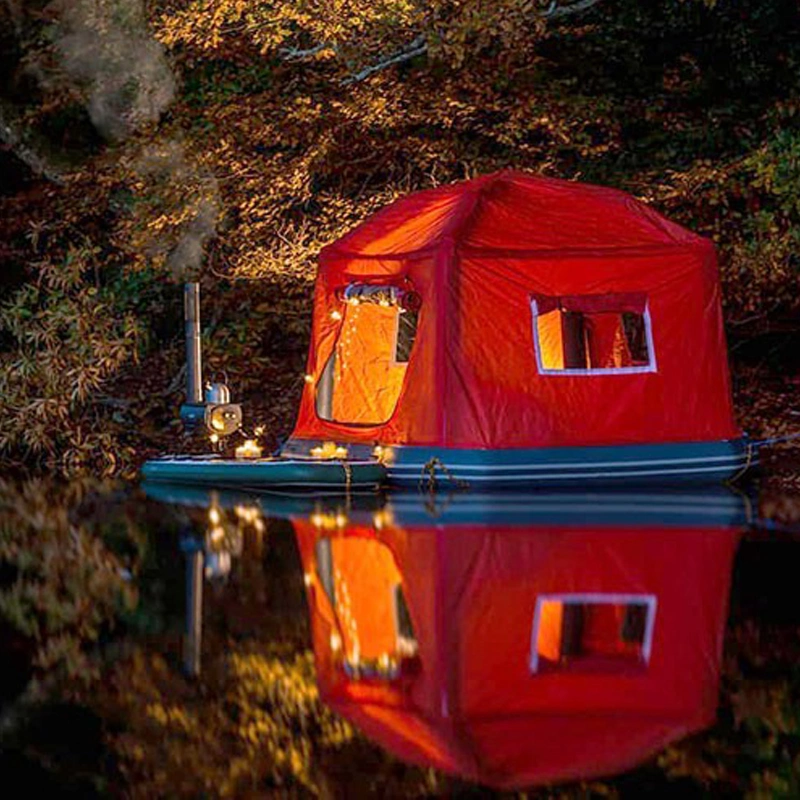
296;519;740;788
284;171;747;484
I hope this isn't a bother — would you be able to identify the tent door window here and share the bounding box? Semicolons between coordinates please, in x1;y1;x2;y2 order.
315;287;420;425
314;536;419;671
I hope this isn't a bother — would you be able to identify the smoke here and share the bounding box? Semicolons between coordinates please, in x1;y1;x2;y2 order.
51;0;218;278
165;191;219;280
132;140;221;280
55;0;175;141
166;198;219;278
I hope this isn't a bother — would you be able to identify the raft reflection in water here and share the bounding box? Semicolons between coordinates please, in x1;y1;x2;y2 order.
160;486;748;789
295;492;744;789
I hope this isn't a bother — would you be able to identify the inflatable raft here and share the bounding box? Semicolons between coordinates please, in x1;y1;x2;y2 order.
280;437;755;489
140;454;386;490
141;436;755;491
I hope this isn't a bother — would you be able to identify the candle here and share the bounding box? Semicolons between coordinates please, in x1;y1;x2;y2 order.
235;439;263;459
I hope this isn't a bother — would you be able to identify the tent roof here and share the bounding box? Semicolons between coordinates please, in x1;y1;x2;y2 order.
323;699;713;790
321;170;705;261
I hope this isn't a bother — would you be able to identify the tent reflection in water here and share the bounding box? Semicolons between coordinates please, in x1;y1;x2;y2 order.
285;170;752;485
296;517;741;788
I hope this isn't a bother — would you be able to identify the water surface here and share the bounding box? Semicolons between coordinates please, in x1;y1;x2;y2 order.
1;481;799;797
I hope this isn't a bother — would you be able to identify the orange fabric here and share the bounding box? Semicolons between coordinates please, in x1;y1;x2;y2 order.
330;537;402;661
535;599;564;662
535;310;565;370
327;303;407;425
291;170;740;448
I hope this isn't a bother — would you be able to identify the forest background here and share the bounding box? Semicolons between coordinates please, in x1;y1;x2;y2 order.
1;0;800;476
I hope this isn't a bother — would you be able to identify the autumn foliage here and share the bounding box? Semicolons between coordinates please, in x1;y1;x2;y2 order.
1;0;800;473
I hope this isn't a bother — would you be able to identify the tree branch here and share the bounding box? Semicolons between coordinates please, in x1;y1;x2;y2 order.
281;0;601;85
279;41;337;61
341;34;428;85
540;0;605;19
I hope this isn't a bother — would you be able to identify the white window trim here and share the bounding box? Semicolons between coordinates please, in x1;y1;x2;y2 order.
530;298;658;376
528;592;657;673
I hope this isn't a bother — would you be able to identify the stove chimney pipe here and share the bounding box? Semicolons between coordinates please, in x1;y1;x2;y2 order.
185;282;203;405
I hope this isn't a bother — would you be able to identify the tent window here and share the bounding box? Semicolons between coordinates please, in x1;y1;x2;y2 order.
394;310;419;364
531;293;656;375
393;584;418;657
530;593;656;673
316;286;420;426
315;538;335;606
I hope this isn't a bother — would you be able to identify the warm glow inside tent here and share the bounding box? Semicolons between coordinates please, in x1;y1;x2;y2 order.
290;171;740;451
296;520;740;788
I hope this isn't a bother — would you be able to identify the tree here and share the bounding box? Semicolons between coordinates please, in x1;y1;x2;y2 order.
157;0;606;82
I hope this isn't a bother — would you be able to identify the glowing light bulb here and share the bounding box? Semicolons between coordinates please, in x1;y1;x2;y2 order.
209;507;221;525
209;432;220;444
330;310;342;321
372;509;394;531
209;525;225;544
372;444;394;464
234;504;261;524
304;374;314;384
